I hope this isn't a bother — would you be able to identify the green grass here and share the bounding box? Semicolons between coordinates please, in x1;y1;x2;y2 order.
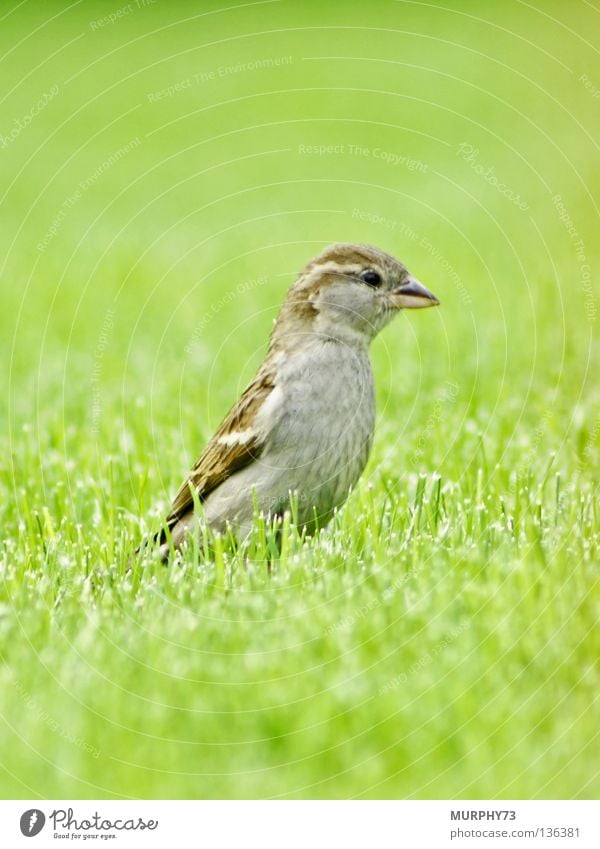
0;0;598;799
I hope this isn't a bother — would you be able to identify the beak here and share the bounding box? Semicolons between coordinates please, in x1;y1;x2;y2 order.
392;276;440;309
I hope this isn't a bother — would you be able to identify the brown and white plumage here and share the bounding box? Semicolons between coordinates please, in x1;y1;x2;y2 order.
148;243;439;560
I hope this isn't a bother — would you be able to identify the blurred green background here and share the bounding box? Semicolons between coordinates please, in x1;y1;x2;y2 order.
0;0;598;799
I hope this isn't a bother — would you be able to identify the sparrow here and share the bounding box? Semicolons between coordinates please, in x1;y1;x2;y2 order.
149;243;439;560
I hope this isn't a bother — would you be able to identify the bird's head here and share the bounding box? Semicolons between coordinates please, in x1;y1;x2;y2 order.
272;242;439;350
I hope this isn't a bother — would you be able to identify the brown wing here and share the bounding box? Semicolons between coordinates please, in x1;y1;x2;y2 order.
164;366;276;528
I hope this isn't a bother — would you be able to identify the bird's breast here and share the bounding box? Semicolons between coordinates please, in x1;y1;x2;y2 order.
264;342;376;523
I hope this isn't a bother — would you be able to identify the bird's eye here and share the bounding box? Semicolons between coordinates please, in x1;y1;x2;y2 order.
361;270;382;287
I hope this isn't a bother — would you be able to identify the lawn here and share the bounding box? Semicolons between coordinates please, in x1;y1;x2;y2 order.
0;0;598;799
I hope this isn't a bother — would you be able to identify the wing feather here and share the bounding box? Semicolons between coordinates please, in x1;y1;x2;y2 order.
164;365;276;528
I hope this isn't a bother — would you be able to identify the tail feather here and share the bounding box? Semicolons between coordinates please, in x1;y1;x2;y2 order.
134;512;195;564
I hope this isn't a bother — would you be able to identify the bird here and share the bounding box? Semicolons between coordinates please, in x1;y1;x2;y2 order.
148;242;439;561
